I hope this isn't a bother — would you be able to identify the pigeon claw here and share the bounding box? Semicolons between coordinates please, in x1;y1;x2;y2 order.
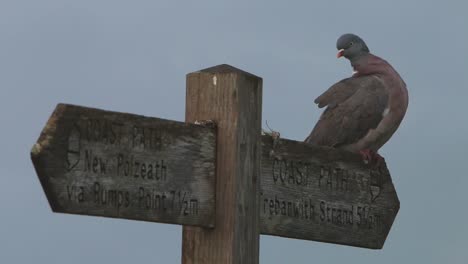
359;149;384;166
359;149;372;164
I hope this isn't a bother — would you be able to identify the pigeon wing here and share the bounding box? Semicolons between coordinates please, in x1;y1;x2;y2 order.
306;75;389;147
314;77;360;108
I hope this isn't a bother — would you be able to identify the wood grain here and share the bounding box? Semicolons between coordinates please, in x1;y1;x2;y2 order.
31;103;216;227
259;135;400;249
182;64;262;264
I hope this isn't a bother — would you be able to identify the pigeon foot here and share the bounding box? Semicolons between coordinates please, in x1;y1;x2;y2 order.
359;149;384;166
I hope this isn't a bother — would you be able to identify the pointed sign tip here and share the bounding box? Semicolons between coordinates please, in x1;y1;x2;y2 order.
30;143;42;158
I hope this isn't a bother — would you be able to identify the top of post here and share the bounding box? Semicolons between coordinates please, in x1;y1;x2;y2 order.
195;64;260;79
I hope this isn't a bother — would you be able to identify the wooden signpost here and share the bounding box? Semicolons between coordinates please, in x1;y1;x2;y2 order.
31;64;399;264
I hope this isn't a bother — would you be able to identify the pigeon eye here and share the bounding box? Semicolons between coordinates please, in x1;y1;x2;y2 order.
349;42;354;47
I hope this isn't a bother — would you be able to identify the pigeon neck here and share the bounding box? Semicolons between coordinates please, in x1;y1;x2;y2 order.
350;53;369;64
350;53;370;72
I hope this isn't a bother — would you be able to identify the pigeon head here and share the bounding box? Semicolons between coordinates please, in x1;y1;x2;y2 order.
336;34;370;61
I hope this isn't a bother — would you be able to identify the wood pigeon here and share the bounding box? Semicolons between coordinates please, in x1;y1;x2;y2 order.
305;34;408;163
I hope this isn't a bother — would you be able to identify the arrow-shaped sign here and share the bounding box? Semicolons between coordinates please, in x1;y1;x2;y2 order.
260;136;400;249
31;104;216;227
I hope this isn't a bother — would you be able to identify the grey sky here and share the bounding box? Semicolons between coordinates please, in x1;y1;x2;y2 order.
1;0;467;263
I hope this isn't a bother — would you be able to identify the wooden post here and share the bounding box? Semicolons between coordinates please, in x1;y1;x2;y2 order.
182;65;262;264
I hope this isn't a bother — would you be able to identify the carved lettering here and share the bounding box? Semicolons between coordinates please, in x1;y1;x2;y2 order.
170;190;199;216
135;188;199;216
138;187;168;212
356;206;382;229
272;158;312;186
260;193;382;230
318;166;353;193
116;154;167;181
132;125;163;150
81;119;124;146
66;185;85;203
262;194;316;222
84;149;107;174
189;199;199;216
93;182;130;209
319;201;354;227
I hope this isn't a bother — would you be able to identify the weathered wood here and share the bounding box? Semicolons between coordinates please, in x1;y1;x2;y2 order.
30;63;401;264
259;135;400;249
182;65;262;264
31;104;216;227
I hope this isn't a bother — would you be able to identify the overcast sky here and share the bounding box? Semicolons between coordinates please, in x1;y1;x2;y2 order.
1;0;467;263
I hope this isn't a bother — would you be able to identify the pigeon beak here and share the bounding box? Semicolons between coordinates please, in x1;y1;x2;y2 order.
337;49;344;58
